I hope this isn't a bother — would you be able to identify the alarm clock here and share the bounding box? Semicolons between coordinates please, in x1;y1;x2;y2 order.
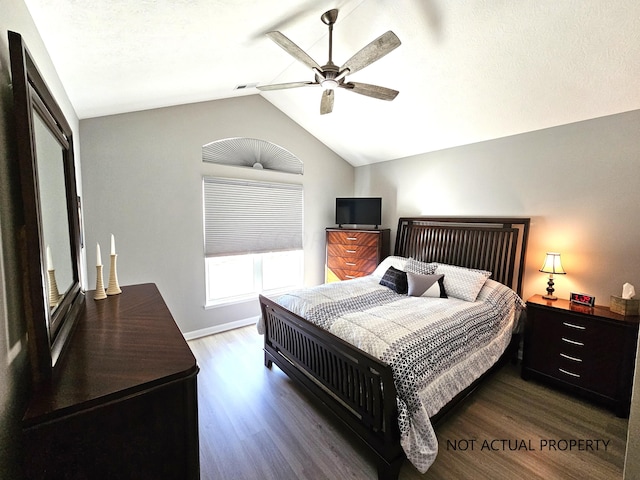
570;292;596;307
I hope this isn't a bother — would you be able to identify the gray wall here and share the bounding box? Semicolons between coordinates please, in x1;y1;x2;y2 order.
354;109;640;478
0;0;81;476
79;95;354;336
355;110;640;305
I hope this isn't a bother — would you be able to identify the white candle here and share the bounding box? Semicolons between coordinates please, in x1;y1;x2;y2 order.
110;234;116;255
96;243;102;266
46;245;53;270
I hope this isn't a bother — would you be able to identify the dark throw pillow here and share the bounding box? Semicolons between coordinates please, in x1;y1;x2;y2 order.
379;266;408;294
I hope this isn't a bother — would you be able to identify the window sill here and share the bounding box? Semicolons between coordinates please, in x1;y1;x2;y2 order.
204;294;258;310
204;286;301;310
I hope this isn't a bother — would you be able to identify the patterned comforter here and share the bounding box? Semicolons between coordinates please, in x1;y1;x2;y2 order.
258;274;524;473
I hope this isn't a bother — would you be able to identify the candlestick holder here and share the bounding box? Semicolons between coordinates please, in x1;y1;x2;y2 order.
107;254;122;295
47;269;62;307
94;265;107;300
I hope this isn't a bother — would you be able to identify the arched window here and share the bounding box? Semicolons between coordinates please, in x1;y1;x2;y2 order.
201;138;304;305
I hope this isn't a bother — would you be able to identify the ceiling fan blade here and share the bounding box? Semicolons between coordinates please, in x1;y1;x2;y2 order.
320;90;334;115
257;81;317;91
266;31;321;71
341;31;401;75
341;82;399;101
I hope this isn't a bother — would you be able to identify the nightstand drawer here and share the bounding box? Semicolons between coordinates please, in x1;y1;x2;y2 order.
556;355;584;383
527;308;621;351
522;295;639;417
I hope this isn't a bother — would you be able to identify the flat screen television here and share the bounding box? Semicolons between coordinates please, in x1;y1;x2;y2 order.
335;197;382;228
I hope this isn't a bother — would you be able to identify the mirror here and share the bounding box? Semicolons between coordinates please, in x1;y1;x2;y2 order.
33;110;75;308
9;31;84;385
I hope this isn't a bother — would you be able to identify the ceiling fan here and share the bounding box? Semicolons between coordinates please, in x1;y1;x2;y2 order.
257;9;401;115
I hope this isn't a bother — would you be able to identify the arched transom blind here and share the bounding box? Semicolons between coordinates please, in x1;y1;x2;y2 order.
203;137;303;175
204;177;303;257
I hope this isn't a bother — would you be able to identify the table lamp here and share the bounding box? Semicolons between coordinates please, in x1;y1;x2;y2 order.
539;252;566;300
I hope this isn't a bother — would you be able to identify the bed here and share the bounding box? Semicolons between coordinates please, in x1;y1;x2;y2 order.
258;217;530;479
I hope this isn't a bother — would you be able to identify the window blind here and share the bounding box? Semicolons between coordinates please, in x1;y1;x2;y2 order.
203;177;303;257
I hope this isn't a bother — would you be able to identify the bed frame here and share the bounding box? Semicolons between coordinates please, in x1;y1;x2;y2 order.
259;217;530;479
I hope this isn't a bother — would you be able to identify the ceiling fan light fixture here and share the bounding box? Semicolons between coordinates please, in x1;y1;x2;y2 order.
321;78;339;90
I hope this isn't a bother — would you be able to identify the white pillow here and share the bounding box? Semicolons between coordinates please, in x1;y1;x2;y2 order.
373;256;408;277
434;263;491;302
405;258;438;275
407;272;447;298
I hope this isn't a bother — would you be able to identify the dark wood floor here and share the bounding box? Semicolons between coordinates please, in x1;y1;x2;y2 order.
188;326;628;480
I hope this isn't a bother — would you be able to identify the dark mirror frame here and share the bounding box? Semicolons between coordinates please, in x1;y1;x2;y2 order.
9;31;85;385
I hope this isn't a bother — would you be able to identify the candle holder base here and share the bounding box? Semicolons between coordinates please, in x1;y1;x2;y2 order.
95;265;107;300
107;254;122;295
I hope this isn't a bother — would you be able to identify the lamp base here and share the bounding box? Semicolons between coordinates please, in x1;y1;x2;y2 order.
543;275;557;301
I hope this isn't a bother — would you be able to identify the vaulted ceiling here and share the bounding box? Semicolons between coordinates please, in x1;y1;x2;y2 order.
24;0;640;166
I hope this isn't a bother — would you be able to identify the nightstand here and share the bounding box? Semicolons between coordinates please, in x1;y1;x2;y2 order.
522;294;639;417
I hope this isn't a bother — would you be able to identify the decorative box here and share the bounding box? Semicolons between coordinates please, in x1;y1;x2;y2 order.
610;296;640;316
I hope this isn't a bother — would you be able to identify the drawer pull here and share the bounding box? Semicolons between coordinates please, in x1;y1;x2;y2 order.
345;262;356;266
561;337;584;346
346;250;357;253
563;322;586;330
345;275;356;279
560;353;583;362
559;368;581;378
346;237;358;241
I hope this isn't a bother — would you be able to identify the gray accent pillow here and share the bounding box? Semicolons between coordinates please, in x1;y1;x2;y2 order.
407;273;448;298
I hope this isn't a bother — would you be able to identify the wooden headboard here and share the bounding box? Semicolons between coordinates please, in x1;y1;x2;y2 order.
395;217;530;296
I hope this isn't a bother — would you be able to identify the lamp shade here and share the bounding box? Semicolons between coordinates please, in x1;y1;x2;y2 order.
539;252;566;275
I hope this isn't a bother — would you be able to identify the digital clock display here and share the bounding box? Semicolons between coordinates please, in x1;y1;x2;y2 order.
570;292;595;307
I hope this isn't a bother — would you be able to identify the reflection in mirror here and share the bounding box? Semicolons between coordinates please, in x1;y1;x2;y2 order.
33;110;74;310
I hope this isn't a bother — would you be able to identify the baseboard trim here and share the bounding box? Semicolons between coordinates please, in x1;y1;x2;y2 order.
183;316;260;341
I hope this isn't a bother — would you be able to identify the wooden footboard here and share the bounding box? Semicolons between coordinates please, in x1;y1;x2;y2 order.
259;294;405;480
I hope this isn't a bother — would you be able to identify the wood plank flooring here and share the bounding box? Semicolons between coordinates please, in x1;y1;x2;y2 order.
188;326;628;480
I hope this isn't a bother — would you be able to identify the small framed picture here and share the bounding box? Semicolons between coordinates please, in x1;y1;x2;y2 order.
570;292;595;307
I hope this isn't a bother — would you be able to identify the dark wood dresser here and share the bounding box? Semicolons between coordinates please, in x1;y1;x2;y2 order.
325;228;390;282
22;283;200;479
522;294;639;417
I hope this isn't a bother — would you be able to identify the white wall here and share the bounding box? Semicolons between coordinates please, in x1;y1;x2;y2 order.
79;94;354;336
355;110;640;305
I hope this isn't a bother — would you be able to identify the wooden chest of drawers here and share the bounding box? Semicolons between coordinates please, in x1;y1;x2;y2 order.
325;228;390;282
522;294;639;417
